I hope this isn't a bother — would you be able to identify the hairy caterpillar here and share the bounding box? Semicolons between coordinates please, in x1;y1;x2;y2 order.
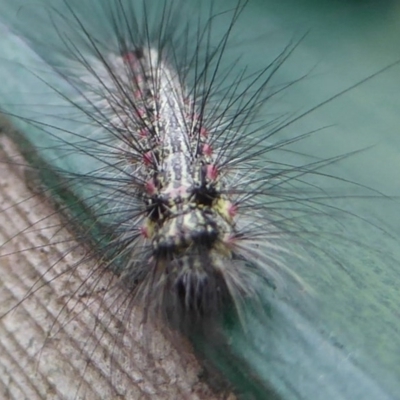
1;0;303;329
1;0;400;399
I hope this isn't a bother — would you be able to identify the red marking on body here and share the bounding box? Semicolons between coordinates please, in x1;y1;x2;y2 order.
202;143;213;156
140;225;150;239
145;180;156;195
200;126;208;138
133;74;143;84
139;128;148;138
122;52;135;63
143;151;153;166
206;164;218;181
134;89;142;99
227;202;238;218
137;108;146;118
123;52;139;67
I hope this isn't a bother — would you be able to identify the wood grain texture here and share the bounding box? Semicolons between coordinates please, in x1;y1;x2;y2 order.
0;134;234;400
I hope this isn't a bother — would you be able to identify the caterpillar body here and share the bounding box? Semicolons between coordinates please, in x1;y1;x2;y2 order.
1;0;301;329
0;0;399;399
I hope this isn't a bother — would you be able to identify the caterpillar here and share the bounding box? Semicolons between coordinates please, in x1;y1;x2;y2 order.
0;0;399;399
1;0;302;329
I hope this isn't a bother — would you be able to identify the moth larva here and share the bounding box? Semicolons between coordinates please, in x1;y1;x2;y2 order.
1;0;399;399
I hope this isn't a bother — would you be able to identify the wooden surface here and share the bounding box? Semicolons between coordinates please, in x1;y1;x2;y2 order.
0;134;233;400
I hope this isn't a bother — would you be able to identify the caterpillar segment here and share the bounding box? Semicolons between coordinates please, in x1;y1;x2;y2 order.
104;47;240;316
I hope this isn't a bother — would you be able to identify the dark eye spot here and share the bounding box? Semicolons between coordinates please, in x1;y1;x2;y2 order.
192;185;217;207
134;48;144;58
147;196;169;222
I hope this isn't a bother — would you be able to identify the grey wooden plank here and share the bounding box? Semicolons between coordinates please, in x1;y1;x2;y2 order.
0;134;233;400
